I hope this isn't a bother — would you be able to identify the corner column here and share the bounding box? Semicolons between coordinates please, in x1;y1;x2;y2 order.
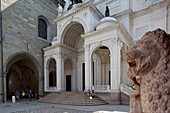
56;53;63;91
110;42;119;91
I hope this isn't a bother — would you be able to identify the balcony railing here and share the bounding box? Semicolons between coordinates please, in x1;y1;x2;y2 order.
92;85;110;92
120;84;133;95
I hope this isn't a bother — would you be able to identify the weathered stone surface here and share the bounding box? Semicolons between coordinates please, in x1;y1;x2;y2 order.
126;29;170;113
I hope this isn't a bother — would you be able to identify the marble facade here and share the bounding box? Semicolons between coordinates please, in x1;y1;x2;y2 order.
0;0;170;103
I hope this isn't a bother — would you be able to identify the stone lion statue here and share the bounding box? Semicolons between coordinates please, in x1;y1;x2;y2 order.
126;29;170;113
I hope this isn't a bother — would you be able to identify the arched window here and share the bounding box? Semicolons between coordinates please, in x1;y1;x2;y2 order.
38;18;47;39
48;59;56;87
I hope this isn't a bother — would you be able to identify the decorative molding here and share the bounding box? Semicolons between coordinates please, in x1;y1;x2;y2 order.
132;0;169;18
54;1;103;23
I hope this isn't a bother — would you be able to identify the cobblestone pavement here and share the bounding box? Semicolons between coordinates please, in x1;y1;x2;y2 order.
14;107;91;113
0;100;129;113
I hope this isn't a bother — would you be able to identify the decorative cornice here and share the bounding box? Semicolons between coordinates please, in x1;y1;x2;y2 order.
113;9;133;19
43;43;77;53
132;0;170;18
117;24;132;47
82;23;120;38
53;1;103;23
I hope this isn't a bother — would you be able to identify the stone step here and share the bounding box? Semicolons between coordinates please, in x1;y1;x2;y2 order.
39;92;107;106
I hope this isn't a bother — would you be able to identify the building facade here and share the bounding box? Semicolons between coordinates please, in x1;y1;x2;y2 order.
0;0;170;103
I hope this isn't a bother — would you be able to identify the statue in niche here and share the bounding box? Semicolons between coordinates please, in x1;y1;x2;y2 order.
126;28;170;113
105;6;110;17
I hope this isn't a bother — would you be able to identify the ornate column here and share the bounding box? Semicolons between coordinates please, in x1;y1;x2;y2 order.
56;53;63;91
118;40;123;85
85;44;90;90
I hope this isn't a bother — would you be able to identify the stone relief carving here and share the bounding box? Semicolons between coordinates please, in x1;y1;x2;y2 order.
126;29;170;113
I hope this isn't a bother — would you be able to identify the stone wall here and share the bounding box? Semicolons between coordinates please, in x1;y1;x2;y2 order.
0;0;58;102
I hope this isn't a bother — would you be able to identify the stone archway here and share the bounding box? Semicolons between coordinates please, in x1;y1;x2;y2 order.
64;59;72;91
62;22;85;50
44;21;86;92
62;22;85;91
6;53;39;99
91;46;111;91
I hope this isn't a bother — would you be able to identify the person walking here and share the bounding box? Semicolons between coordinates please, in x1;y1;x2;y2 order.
28;90;33;102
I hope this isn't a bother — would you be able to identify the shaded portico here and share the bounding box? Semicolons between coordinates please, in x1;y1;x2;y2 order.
82;17;132;93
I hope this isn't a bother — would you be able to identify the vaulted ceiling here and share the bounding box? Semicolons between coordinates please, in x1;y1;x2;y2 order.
63;22;84;50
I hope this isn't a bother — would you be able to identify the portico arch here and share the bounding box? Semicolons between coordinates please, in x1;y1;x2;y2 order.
44;56;58;92
58;18;87;43
5;52;40;99
62;22;85;49
91;46;111;91
90;43;113;58
61;22;85;91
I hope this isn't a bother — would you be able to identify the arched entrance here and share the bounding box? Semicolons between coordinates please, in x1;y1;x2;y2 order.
6;53;39;99
44;22;85;92
64;59;72;91
48;58;56;87
91;46;111;91
62;22;85;91
62;22;84;49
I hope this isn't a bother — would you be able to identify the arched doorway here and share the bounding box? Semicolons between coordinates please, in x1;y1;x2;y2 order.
64;59;72;91
62;22;85;91
92;46;110;91
48;58;56;87
6;53;39;99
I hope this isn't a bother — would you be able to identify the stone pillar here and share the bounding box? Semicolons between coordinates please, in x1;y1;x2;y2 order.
110;39;123;91
56;53;62;91
102;63;106;85
85;45;90;90
118;41;123;85
0;76;6;102
89;58;92;89
3;74;6;103
44;61;49;91
61;57;64;90
110;43;119;91
72;59;77;91
39;76;44;96
93;59;97;85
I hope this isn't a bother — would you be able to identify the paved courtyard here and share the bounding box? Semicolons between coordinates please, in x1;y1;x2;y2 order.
0;100;129;113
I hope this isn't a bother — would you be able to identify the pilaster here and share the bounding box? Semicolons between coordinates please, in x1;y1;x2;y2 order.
85;44;90;90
